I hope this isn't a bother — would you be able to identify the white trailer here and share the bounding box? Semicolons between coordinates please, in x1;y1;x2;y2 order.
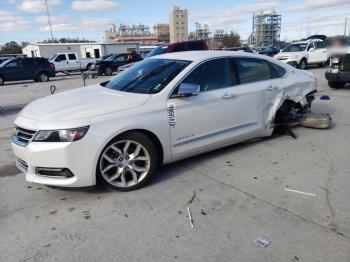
23;43;140;59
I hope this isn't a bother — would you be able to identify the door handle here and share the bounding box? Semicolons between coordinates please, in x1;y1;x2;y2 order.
267;85;278;91
222;93;236;99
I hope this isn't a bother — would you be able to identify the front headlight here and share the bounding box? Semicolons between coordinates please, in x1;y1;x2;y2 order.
290;55;299;60
331;57;340;64
33;126;89;142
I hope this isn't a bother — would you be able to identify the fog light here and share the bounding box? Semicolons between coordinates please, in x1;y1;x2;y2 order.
36;167;74;178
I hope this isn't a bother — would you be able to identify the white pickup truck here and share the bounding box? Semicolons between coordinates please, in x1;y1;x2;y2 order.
49;53;96;72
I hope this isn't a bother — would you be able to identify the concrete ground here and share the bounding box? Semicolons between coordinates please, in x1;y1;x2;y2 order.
0;69;349;262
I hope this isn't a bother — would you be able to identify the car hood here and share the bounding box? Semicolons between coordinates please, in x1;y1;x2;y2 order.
277;51;303;57
21;84;150;121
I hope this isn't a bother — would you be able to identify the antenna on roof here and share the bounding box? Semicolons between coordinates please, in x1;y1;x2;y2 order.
45;0;54;42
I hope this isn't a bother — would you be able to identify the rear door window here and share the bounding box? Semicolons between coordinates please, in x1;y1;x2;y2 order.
182;58;231;92
235;57;271;84
268;62;286;78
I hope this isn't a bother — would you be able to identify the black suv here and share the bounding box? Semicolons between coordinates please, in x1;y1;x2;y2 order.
98;52;143;75
0;57;55;85
325;36;350;89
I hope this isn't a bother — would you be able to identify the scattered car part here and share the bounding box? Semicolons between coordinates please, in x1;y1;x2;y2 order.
299;114;332;129
255;236;271;248
187;207;194;228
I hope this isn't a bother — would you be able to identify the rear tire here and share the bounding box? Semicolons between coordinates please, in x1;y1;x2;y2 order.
328;81;345;89
37;72;49;82
0;75;4;85
105;67;113;75
97;132;159;191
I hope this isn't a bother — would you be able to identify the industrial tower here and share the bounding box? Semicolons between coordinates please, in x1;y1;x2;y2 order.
251;10;281;47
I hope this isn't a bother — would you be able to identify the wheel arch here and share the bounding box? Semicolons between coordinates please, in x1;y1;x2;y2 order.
95;128;164;169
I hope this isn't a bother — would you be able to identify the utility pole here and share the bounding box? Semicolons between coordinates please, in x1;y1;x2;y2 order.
344;16;348;37
45;0;54;42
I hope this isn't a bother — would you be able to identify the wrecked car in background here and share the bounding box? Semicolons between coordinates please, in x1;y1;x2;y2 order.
11;51;317;191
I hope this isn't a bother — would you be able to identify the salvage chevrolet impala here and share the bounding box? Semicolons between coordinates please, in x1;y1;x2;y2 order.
11;51;317;191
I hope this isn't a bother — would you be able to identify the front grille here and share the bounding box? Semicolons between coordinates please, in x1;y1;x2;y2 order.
12;126;36;146
342;54;350;72
16;158;28;173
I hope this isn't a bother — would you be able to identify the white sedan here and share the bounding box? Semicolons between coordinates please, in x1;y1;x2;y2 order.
11;51;317;191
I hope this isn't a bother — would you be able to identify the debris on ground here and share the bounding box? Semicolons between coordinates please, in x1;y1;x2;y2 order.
187;191;197;204
255;236;271;248
83;211;91;219
187;207;194;228
299;114;332;129
50;85;56;94
284;188;316;197
320;95;330;100
201;209;207;215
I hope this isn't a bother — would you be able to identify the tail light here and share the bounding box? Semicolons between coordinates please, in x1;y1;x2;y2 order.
49;62;55;68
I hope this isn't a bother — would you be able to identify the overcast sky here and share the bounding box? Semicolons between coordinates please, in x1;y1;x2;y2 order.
1;0;349;44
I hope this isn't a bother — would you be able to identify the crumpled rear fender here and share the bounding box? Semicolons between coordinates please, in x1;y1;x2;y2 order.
265;76;317;130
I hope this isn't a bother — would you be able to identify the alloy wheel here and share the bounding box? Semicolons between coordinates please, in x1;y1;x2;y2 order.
99;140;151;188
105;67;112;75
39;73;48;81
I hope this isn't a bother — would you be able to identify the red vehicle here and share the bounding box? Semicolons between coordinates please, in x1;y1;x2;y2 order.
117;40;209;73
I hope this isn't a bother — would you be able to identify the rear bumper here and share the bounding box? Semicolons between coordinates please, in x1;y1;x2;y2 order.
325;71;350;82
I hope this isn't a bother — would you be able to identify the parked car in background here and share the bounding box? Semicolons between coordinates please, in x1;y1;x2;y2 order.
117;40;209;74
226;46;254;53
257;46;280;56
98;52;143;75
49;52;96;72
274;39;328;69
0;57;55;85
11;51;316;190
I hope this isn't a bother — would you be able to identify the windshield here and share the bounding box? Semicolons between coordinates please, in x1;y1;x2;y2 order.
105;54;118;62
49;54;57;61
144;46;168;58
103;59;190;94
282;43;307;52
0;58;15;67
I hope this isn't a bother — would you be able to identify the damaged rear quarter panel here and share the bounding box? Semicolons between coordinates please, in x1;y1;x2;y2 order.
265;69;317;129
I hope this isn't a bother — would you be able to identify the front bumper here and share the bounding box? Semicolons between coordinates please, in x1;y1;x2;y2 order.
275;58;300;68
325;71;350;82
11;132;105;187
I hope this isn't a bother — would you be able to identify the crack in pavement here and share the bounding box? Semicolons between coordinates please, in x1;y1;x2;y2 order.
182;164;350;241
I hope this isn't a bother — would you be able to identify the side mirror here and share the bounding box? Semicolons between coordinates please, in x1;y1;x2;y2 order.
175;83;200;98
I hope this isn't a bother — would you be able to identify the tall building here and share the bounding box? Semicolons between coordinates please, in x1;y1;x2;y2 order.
153;23;170;43
251;10;281;47
169;6;188;43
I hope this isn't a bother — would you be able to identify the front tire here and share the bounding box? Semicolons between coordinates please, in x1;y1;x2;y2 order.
328;81;345;89
299;59;307;70
97;132;159;191
105;67;113;75
37;72;49;82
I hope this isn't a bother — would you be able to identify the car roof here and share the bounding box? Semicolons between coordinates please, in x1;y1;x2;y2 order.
292;39;322;44
151;50;255;62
